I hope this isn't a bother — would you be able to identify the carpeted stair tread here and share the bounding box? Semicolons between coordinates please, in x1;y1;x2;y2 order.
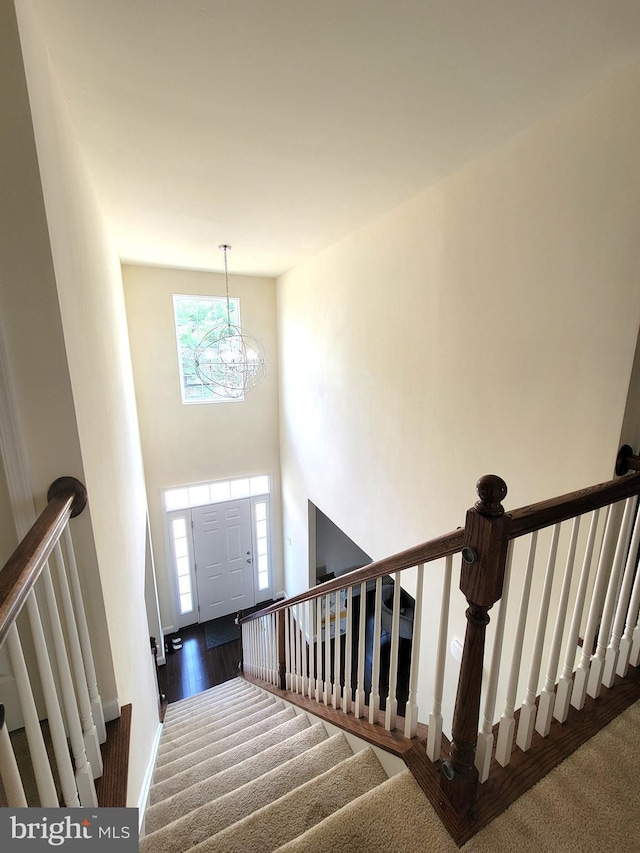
187;747;388;853
140;733;354;853
146;722;328;834
273;769;433;853
163;679;256;718
154;703;290;780
150;707;298;794
164;680;257;721
158;695;278;756
161;691;267;739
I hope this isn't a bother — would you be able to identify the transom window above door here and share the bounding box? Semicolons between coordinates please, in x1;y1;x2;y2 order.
164;475;270;512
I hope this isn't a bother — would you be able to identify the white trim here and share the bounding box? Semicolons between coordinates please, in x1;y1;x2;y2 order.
102;698;122;724
137;721;164;837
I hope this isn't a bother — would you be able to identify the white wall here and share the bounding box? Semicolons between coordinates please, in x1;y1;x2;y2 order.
11;0;160;806
122;264;281;627
277;61;640;722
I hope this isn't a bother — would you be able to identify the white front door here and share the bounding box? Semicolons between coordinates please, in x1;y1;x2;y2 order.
192;499;255;621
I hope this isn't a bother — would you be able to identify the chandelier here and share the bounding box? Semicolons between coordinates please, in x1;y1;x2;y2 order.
194;245;266;399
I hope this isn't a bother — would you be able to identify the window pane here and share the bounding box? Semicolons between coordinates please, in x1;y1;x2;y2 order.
250;476;270;495
165;489;189;511
189;485;211;507
230;478;250;498
174;294;242;404
174;538;188;558
180;593;193;614
257;539;267;556
178;575;191;595
256;519;267;538
259;554;269;572
172;517;186;537
176;556;190;576
255;502;266;521
210;481;231;502
258;572;269;591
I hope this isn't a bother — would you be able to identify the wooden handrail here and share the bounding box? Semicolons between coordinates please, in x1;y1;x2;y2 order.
0;477;87;649
239;526;465;624
508;470;640;539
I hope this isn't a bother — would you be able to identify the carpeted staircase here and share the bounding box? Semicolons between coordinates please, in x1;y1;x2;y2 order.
142;679;640;853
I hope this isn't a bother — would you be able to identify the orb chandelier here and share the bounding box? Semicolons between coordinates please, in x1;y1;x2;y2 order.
194;245;266;399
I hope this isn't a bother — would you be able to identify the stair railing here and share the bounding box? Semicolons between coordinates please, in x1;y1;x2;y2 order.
240;447;640;832
0;477;104;807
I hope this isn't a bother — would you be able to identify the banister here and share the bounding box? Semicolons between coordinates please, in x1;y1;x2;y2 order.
0;477;87;649
508;470;640;539
239;526;465;624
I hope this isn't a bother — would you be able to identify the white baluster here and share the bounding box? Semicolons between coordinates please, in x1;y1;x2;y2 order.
274;612;280;687
476;544;513;781
619;545;640;675
315;597;323;701
368;577;383;725
404;565;425;739
26;591;80;807
536;517;581;737
354;581;367;718
332;590;343;710
6;624;59;806
62;526;106;743
587;499;635;699
294;605;302;693
495;532;537;766
427;556;453;761
300;603;309;695
517;524;560;752
41;565;98;806
284;606;291;689
572;505;619;709
604;498;640;685
555;510;600;722
323;594;331;704
0;709;28;807
53;543;102;779
342;587;353;714
384;572;402;731
307;601;315;699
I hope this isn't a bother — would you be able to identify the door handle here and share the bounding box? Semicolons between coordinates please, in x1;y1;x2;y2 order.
247;558;252;563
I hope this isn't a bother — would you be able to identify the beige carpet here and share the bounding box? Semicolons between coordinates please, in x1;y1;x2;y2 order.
144;678;640;853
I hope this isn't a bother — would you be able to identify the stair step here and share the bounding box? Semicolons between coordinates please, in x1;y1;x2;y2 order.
154;702;288;782
164;680;256;722
273;769;427;853
161;690;266;739
158;695;278;756
149;708;302;803
141;733;354;853
186;747;387;853
146;722;329;834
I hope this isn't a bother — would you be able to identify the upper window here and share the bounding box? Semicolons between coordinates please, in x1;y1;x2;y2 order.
173;294;241;404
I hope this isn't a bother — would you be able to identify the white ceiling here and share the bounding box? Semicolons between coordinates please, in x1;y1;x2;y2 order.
30;0;640;277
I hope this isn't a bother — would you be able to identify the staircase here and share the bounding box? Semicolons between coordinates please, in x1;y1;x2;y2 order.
142;678;640;852
142;677;396;852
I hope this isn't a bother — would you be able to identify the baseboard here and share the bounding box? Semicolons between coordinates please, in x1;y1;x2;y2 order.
137;721;163;837
103;698;121;723
162;624;176;636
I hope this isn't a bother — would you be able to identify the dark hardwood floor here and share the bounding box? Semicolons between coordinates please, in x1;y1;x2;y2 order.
157;623;242;705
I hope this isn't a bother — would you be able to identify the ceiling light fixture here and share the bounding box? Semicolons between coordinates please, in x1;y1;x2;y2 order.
194;245;266;399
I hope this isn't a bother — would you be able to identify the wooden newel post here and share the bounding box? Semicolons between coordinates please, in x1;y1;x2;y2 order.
278;611;287;690
237;610;244;673
440;474;510;815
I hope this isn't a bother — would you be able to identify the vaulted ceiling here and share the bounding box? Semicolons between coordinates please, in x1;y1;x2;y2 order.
30;0;640;276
